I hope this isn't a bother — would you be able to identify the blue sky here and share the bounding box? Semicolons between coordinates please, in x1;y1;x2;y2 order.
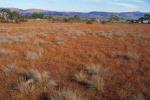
0;0;150;12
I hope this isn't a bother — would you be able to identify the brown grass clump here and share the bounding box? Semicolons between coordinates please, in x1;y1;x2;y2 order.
74;71;88;84
33;40;49;46
132;92;145;100
58;89;87;100
74;64;111;92
53;36;65;45
38;89;87;100
0;35;30;44
98;31;125;38
99;32;113;38
130;32;150;40
25;49;43;60
0;48;16;57
35;33;48;38
108;51;139;60
25;51;41;60
113;31;125;37
0;65;57;100
0;33;47;44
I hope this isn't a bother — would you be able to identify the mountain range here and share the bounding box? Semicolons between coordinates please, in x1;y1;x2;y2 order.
2;8;150;19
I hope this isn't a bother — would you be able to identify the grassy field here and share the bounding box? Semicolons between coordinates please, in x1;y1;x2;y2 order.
0;20;150;100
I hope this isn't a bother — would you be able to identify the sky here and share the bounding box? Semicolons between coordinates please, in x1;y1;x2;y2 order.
0;0;150;12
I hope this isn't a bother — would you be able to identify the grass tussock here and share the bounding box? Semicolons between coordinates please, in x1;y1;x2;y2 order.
0;48;16;57
74;64;111;92
108;51;139;60
0;33;48;44
53;36;65;45
130;33;150;40
25;49;44;60
0;65;57;100
97;31;125;38
33;40;50;46
38;89;87;100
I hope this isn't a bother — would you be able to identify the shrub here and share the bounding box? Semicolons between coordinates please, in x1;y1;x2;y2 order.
0;8;27;23
86;20;93;24
31;13;44;19
101;20;106;24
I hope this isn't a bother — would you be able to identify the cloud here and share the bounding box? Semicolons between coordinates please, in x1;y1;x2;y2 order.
132;0;144;3
112;2;138;9
0;0;148;12
81;0;145;3
82;0;140;9
81;0;102;2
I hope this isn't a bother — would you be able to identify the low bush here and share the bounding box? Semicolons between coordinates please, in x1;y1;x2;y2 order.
86;20;93;24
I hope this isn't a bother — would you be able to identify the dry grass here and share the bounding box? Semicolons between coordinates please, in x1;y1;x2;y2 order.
97;32;113;38
0;21;149;100
130;32;150;40
33;40;50;46
25;49;43;60
74;64;111;92
74;71;88;83
108;51;139;60
0;32;48;44
0;48;16;57
38;89;87;100
57;89;87;100
52;36;65;45
25;51;41;60
0;34;31;44
85;64;111;77
97;31;125;38
0;65;57;100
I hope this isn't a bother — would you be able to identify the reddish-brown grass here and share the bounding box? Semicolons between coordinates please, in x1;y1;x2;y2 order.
0;20;150;100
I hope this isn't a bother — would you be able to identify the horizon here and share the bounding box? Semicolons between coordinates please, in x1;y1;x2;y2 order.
1;7;150;13
0;0;150;12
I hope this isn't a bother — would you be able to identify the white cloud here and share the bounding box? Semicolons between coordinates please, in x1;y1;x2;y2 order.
81;0;144;3
112;2;138;9
81;0;141;10
133;0;144;3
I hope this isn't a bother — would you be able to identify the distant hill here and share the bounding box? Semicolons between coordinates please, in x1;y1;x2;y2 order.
1;8;150;19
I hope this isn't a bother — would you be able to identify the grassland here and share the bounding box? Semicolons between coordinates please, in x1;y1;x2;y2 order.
0;20;150;100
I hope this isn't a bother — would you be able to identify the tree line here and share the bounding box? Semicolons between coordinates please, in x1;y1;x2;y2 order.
0;9;27;23
1;8;149;24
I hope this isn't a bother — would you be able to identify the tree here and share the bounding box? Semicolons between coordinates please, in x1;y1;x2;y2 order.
0;9;10;21
110;14;120;22
31;13;44;19
0;8;26;23
143;14;150;20
9;11;20;20
73;15;80;20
